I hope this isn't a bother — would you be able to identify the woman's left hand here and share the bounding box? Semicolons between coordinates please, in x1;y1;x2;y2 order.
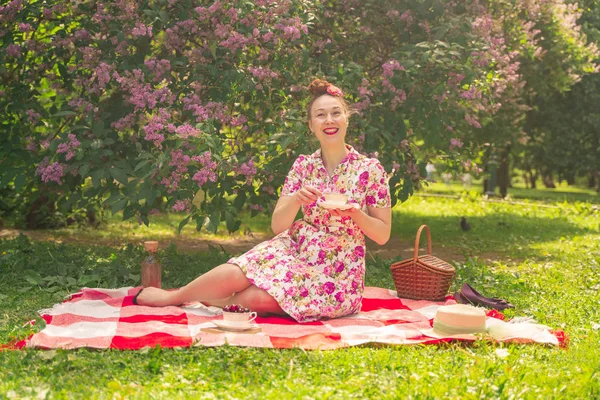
329;206;361;219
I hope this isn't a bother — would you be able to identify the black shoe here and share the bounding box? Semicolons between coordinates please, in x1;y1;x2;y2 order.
454;283;514;310
132;288;145;305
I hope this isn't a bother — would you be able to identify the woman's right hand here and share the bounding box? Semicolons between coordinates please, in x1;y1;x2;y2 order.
271;186;322;235
293;186;323;206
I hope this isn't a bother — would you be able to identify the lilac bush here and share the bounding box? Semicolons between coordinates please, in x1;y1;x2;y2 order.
1;0;318;230
0;0;594;229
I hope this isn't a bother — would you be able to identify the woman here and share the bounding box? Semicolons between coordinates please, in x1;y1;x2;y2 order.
135;79;392;322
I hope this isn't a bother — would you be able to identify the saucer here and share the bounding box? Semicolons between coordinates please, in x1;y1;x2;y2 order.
318;201;359;211
212;320;257;332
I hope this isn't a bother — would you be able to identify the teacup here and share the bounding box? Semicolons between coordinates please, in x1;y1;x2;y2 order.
222;311;257;324
323;193;348;205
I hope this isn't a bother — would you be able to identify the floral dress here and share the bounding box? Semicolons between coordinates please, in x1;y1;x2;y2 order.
228;146;391;322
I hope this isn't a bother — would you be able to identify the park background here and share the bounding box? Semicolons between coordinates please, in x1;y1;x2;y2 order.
1;0;599;398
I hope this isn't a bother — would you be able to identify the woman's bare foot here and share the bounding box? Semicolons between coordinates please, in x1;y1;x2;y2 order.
133;287;177;307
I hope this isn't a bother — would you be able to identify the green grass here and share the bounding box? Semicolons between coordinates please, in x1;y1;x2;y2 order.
9;209;273;246
421;179;599;204
1;185;599;398
393;194;598;258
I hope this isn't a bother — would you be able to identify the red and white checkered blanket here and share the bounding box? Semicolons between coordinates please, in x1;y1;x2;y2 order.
12;287;562;350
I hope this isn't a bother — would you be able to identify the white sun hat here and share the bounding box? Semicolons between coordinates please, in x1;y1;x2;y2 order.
419;304;487;339
419;303;559;345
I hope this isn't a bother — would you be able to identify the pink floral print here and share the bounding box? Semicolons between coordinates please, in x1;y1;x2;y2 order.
228;146;391;322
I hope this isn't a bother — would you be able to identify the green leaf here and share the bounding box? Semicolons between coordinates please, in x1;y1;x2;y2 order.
138;184;153;204
398;178;413;202
57;263;67;276
147;189;159;207
52;111;78;118
134;159;153;172
204;133;218;149
92;121;105;137
105;190;123;205
137;152;155;160
280;133;294;149
110;168;129;185
177;215;191;234
140;214;150;226
206;211;220;233
111;198;128;213
24;270;43;286
13;174;26;192
233;191;246;210
91;169;104;187
57;63;69;78
65;277;77;286
79;163;91;177
69;192;82;208
225;212;241;233
402;60;415;69
78;274;100;286
195;216;204;232
123;205;136;221
209;41;218;60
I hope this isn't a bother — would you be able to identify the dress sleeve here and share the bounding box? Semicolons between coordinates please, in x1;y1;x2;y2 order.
281;155;306;196
365;160;391;208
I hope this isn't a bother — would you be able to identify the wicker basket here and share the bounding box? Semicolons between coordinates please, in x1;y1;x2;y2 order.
390;225;455;301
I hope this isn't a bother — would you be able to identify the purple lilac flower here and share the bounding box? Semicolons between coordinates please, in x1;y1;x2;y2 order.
36;158;65;184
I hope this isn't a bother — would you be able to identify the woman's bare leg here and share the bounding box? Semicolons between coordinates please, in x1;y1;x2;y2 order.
135;263;252;307
205;285;285;315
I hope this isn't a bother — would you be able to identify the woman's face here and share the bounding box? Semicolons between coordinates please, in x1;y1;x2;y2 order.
308;95;348;146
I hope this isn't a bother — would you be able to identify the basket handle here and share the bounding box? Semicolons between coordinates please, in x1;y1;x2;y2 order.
413;225;432;261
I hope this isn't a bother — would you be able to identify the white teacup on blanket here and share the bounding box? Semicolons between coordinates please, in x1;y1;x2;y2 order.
222;311;257;324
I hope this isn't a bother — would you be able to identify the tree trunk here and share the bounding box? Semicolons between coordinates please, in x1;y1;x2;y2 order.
530;171;538;189
482;149;489;194
522;172;530;189
588;171;596;189
87;209;97;226
542;169;556;189
496;144;511;198
26;195;56;229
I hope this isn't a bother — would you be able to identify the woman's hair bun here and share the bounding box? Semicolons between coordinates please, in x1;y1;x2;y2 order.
305;78;352;119
308;78;330;97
